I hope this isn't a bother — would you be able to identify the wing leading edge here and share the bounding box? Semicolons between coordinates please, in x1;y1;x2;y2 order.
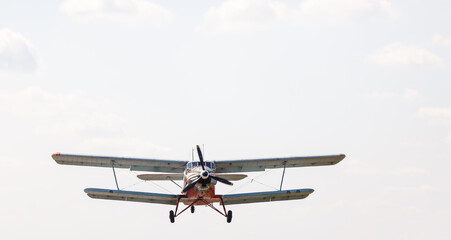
215;154;345;173
222;188;314;205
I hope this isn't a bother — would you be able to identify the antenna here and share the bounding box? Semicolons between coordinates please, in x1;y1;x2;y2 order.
191;147;194;162
203;144;205;160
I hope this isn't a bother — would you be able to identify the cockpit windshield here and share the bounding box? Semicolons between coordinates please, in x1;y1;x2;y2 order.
187;161;215;169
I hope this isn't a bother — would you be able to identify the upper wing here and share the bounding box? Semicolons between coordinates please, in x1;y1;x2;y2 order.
84;188;179;205
215;154;345;173
52;153;187;173
222;188;314;205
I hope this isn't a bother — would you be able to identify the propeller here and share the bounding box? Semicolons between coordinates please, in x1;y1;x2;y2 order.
182;145;233;193
211;175;233;185
182;177;201;193
196;145;205;170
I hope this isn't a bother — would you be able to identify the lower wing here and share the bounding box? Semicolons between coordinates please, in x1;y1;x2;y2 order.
84;188;314;206
84;188;179;205
222;189;314;205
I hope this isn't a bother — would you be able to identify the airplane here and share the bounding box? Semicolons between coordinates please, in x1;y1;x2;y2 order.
52;145;345;223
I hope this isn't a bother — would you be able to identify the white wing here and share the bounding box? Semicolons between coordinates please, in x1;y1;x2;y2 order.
215;154;345;173
222;189;314;205
52;153;187;173
84;188;179;205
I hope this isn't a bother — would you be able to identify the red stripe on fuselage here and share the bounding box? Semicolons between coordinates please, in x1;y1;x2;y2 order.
182;186;219;205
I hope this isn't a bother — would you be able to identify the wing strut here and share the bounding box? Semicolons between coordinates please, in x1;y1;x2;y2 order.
279;161;287;191
112;160;120;190
169;179;182;189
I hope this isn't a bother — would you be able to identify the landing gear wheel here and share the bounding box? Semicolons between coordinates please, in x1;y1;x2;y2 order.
169;210;175;223
227;210;232;223
191;206;195;213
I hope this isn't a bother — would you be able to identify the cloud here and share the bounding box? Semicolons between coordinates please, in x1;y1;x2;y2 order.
365;43;444;67
0;87;170;157
299;0;394;24
0;87;123;138
201;0;290;34
60;0;173;28
418;107;451;126
0;29;38;73
199;0;394;34
432;34;451;48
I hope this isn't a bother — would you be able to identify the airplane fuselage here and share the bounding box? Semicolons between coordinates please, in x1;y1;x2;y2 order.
181;161;221;205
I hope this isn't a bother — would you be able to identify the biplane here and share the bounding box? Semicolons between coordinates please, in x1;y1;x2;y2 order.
52;145;345;223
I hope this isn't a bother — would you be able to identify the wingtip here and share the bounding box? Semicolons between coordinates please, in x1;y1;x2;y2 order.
301;188;314;193
51;152;61;161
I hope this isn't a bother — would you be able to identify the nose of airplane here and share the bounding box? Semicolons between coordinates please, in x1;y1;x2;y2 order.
201;170;209;179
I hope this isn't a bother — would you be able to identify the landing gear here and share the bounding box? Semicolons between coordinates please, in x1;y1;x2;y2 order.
227;210;232;223
170;196;231;222
169;210;175;223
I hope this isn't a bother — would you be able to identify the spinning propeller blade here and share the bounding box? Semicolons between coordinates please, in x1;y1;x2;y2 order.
182;176;200;193
211;176;233;186
196;145;205;170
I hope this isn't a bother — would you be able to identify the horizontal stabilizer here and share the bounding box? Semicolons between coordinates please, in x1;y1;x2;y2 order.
214;173;247;181
222;188;314;205
137;173;184;181
84;188;179;205
137;173;247;181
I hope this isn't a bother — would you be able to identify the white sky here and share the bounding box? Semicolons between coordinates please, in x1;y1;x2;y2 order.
1;0;450;239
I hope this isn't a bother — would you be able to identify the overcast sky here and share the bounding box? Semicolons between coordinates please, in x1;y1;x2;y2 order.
1;0;450;239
